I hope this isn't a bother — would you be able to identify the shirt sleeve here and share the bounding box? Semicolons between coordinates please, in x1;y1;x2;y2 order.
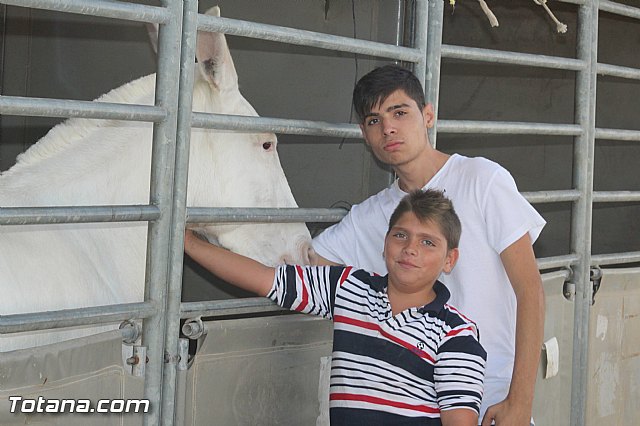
482;167;547;253
435;323;487;413
267;265;347;319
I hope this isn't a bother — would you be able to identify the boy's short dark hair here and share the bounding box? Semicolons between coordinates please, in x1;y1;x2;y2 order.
352;65;427;123
387;189;461;250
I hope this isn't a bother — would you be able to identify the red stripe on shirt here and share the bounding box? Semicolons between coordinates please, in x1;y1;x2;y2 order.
294;265;309;312
334;315;435;362
330;392;440;414
445;325;475;338
338;266;352;286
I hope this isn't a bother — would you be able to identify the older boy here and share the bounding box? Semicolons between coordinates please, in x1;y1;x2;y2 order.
185;189;486;426
312;65;546;425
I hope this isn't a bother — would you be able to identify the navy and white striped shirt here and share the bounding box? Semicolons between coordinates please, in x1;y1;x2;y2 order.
268;265;487;425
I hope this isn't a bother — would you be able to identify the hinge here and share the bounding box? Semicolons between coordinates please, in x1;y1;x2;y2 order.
562;266;575;301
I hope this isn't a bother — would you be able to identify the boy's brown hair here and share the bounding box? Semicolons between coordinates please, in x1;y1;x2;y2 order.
387;189;461;250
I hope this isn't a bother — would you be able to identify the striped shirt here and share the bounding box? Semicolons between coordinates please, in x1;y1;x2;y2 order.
268;265;487;425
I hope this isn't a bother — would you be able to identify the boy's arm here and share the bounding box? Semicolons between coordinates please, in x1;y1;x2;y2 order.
441;408;478;426
184;230;275;297
482;233;545;426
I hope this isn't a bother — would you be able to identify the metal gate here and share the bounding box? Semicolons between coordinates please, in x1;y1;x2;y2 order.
1;1;639;425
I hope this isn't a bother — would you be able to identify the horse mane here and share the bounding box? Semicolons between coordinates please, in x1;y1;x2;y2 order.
2;74;156;178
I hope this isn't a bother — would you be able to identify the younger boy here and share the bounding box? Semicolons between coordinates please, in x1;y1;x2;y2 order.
184;189;487;426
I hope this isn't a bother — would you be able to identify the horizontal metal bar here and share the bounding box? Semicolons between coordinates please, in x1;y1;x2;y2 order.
441;44;585;71
592;251;640;266
557;0;586;5
537;254;581;271
0;95;165;122
192;112;362;139
181;298;283;319
598;63;640;80
599;0;640;20
541;268;572;282
197;13;421;62
0;0;170;24
523;190;581;204
187;207;348;224
595;127;640;141
0;302;157;334
593;191;640;203
0;205;160;225
438;120;583;136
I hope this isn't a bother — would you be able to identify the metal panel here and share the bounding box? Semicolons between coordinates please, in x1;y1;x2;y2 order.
0;330;144;426
532;271;575;426
183;315;333;426
586;268;640;425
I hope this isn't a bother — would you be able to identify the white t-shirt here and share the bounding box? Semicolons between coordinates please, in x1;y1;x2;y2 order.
312;153;546;419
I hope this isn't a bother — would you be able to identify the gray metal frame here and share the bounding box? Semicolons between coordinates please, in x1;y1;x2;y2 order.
1;0;639;425
426;2;640;425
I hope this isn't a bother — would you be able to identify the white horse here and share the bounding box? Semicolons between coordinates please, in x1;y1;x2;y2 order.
0;7;312;352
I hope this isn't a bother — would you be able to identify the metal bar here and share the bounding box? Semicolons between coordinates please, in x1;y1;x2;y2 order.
425;0;444;147
441;44;585;71
523;190;581;204
0;302;156;334
0;205;159;225
570;3;598;425
537;254;581;271
0;95;166;121
187;207;348;224
591;251;640;266
593;191;640;203
558;0;587;5
0;0;170;24
160;0;198;423
142;1;183;424
598;63;640;80
595;127;640;141
192;114;582;139
541;268;572;282
197;12;422;62
180;298;284;319
437;120;582;136
599;0;640;20
191;112;361;138
412;0;429;87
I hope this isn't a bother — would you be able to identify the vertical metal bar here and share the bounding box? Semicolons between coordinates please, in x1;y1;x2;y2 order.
142;1;183;424
160;0;198;424
570;2;598;425
412;0;429;88
425;0;444;147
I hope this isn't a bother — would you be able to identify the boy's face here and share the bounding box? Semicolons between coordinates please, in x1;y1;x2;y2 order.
384;211;458;295
359;89;434;169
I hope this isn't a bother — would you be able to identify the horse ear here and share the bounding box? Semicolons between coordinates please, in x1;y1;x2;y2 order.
196;6;239;92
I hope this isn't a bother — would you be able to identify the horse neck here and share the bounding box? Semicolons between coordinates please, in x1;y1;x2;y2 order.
0;75;156;206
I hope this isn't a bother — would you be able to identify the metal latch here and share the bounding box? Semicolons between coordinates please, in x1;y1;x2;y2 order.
590;267;603;305
562;266;575;301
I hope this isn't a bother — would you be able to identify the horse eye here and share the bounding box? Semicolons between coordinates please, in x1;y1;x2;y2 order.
262;142;273;150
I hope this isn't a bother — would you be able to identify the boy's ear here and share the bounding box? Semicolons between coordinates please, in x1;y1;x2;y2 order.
443;248;459;274
423;103;435;129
